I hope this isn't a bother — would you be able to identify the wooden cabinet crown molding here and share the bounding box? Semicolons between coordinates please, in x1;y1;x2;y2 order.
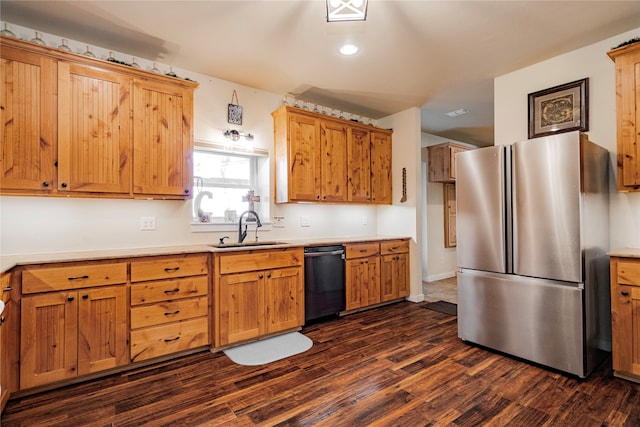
607;41;640;192
0;36;198;200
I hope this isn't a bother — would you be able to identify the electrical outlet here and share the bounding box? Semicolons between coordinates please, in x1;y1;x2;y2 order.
140;216;156;230
273;216;285;227
300;215;310;227
361;215;368;225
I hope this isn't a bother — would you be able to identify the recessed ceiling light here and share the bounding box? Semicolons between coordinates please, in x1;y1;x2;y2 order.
340;44;359;55
445;108;469;117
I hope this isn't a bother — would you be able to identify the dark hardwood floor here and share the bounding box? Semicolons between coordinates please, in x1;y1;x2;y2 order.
3;301;640;426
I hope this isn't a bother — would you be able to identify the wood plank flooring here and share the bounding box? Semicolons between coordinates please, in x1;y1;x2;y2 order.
3;301;640;426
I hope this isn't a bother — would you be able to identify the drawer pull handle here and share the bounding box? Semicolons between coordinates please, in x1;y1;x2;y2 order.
164;336;180;342
164;288;180;294
67;296;74;302
359;249;368;253
164;310;180;316
164;267;181;272
3;286;12;292
621;290;630;297
82;294;89;300
68;275;89;281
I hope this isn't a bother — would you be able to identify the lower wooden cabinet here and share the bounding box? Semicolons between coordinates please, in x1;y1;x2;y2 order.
380;240;410;302
0;273;15;412
345;242;381;310
129;254;210;363
215;248;304;346
610;256;640;382
20;284;127;389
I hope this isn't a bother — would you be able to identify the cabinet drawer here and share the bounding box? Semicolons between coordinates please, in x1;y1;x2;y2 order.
618;260;640;286
130;317;209;362
130;254;208;282
380;240;409;255
218;248;303;275
130;276;208;305
345;242;380;259
22;262;127;294
131;296;208;329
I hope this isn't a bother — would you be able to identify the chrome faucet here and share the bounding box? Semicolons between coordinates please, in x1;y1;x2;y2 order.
238;210;262;243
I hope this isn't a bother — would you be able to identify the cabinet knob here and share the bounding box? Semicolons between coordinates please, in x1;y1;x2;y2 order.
259;274;264;279
621;290;630;297
61;182;68;188
42;181;49;187
184;188;190;194
67;295;74;302
82;294;89;299
267;273;272;278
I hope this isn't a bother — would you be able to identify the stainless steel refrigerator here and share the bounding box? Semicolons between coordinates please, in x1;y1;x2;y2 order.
456;131;611;378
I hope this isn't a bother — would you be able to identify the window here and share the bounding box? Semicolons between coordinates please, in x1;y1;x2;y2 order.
192;148;267;224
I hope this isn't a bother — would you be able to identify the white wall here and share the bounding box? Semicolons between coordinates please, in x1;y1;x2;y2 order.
0;22;419;276
495;27;640;251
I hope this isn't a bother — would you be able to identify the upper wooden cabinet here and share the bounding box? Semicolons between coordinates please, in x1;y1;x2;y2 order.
427;142;470;183
0;36;197;199
608;42;640;192
273;105;392;204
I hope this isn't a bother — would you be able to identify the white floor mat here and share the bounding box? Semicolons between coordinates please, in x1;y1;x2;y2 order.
223;332;313;366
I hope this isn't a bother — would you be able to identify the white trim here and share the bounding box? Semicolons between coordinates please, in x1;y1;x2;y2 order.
425;271;456;282
406;293;425;303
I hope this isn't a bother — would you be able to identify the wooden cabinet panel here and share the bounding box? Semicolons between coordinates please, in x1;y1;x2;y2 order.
58;61;131;194
264;267;303;333
132;79;193;197
320;120;348;202
427;142;469;183
130;254;208;282
347;127;372;202
380;252;409;302
131;296;208;329
130;317;209;363
370;131;392;204
77;286;128;375
287;112;320;201
444;183;457;248
217;248;303;275
20;292;78;389
130;276;208;305
218;271;263;346
22;262;127;293
0;44;56;192
608;42;640;191
345;256;380;310
345;242;380;259
610;257;640;382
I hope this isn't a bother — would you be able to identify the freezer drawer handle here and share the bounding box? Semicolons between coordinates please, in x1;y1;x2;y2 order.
621;290;630;297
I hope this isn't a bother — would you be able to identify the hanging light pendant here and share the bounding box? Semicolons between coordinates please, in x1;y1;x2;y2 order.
326;0;368;22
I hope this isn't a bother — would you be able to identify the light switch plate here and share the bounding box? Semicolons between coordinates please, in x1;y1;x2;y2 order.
300;216;310;227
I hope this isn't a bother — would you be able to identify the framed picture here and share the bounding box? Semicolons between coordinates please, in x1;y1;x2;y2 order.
527;78;588;139
228;103;243;125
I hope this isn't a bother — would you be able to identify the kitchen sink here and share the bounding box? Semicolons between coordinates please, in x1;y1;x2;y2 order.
210;241;287;249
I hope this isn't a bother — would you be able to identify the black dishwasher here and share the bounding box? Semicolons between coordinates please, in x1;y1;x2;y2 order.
304;245;345;323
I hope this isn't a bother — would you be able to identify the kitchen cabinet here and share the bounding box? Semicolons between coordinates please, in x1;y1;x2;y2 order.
0;42;56;193
20;261;128;389
444;183;457;247
129;254;209;363
215;248;304;346
608;42;640;192
610;256;640;382
427;142;470;183
132;79;194;197
273;105;392;204
0;273;15;412
380;239;410;302
0;36;197;199
345;242;381;310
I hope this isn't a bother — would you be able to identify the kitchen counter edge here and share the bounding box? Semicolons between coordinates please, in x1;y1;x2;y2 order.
608;248;640;258
0;235;410;273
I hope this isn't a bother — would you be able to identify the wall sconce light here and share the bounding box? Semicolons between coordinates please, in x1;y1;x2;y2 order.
223;129;254;141
326;0;368;22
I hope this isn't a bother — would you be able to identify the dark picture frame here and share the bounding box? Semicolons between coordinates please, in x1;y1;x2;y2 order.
527;78;589;139
227;103;243;125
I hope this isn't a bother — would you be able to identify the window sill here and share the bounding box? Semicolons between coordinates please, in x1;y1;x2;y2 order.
190;221;273;233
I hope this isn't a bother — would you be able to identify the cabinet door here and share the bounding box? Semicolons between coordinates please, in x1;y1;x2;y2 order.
380;253;409;302
20;292;78;389
612;284;640;377
219;272;264;345
444;183;457;248
370;131;392;204
320;121;348;202
133;79;193;197
347;127;371;202
77;286;128;375
57;61;131;194
264;267;303;334
0;45;56;192
288;113;321;201
346;257;380;310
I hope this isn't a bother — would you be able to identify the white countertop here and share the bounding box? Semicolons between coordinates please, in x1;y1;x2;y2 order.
0;235;409;273
608;248;640;259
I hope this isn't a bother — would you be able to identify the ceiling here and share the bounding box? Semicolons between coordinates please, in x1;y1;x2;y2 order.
2;1;639;147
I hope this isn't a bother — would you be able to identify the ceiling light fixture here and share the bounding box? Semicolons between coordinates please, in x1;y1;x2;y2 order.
339;44;359;55
445;108;469;117
327;0;368;22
